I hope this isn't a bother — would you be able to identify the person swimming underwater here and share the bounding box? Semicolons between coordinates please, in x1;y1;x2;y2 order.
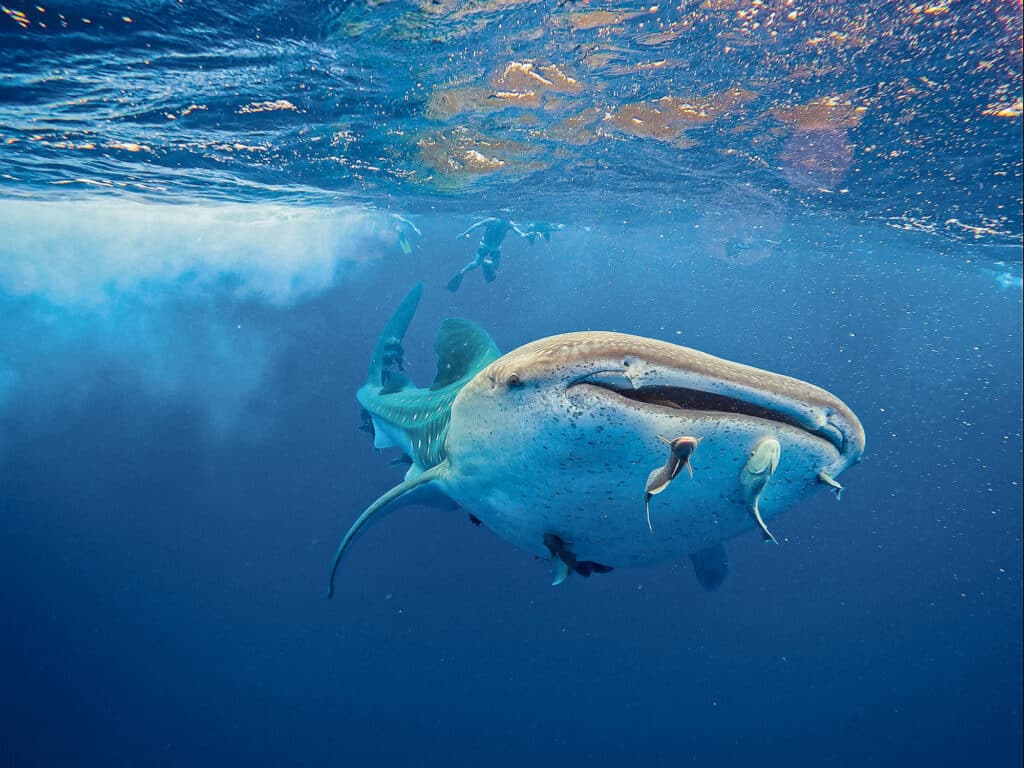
446;217;530;292
390;214;422;256
523;221;565;244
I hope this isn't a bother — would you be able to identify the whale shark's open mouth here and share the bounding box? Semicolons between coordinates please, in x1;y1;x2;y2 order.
570;379;847;455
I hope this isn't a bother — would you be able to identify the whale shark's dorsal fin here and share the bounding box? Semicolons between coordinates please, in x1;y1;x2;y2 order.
356;286;501;472
430;318;501;390
367;283;423;388
379;372;413;395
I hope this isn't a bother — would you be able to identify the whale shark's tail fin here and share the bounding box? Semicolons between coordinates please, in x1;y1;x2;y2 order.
366;282;423;392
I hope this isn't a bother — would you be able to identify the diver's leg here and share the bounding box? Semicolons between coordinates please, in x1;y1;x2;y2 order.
446;256;480;292
481;260;496;283
482;250;500;283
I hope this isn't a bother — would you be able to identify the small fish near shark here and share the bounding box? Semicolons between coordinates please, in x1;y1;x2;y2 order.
329;284;865;597
644;435;701;533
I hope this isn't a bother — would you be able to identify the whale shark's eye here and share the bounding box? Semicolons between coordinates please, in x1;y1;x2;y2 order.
506;373;523;388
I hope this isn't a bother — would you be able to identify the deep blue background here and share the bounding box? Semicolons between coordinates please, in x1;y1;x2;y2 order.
1;219;1020;767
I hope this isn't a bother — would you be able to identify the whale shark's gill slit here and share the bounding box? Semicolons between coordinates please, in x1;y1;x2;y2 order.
580;382;843;451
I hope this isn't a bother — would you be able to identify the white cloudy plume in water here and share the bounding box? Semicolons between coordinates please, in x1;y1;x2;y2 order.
0;198;399;305
0;198;405;434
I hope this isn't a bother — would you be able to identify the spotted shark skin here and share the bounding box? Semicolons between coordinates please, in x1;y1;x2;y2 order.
359;381;465;472
329;288;865;596
355;283;500;474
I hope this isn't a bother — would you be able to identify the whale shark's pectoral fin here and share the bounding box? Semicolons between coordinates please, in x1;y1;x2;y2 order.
328;462;451;598
544;533;573;585
575;561;614;577
551;557;571;586
549;554;613;584
690;543;728;591
543;532;613;584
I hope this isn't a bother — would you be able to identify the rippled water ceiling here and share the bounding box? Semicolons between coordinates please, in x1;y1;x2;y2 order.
0;1;1021;244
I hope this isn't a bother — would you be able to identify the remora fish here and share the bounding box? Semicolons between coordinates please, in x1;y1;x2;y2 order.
329;286;865;595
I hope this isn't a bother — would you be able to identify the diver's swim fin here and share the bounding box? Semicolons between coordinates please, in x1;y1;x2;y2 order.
446;272;464;292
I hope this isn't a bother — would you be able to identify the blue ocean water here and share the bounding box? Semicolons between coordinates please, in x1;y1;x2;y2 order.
1;2;1021;766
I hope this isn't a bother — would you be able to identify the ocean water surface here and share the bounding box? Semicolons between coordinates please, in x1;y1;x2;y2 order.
1;2;1021;766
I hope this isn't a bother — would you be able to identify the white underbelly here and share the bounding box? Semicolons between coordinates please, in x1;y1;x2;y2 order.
444;407;838;566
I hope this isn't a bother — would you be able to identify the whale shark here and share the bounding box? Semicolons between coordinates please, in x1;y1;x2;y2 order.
354;283;500;475
329;285;865;596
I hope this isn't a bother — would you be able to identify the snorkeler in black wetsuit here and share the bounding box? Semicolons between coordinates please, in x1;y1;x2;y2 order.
446;217;530;292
